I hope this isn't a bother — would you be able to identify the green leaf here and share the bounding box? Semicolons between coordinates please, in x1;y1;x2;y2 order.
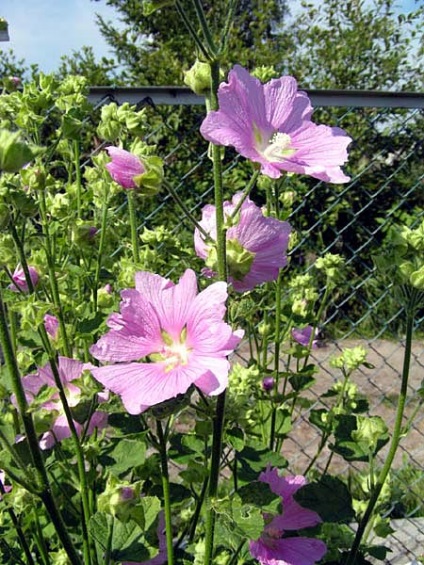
294;476;355;523
75;312;105;336
330;414;389;461
366;544;390;560
237;440;287;483
237;481;280;513
99;438;146;476
226;426;245;451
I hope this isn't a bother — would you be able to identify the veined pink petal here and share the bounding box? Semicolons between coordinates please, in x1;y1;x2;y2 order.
249;536;327;565
91;362;196;415
264;76;313;130
201;65;351;183
106;147;145;189
91;269;241;414
195;194;291;292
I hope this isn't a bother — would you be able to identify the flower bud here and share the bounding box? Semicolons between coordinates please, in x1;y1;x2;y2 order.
9;265;39;293
97;284;114;308
262;376;275;391
44;314;59;340
184;60;212;96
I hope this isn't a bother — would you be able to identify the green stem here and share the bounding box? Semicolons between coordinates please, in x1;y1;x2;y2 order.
228;169;260;222
345;310;415;565
33;506;51;565
175;0;212;61
73;140;82;217
0;289;82;565
93;189;109;311
127;190;140;264
203;59;228;565
0;482;35;565
163;179;211;240
156;420;174;565
38;191;71;357
269;271;283;451
104;517;114;565
190;0;217;55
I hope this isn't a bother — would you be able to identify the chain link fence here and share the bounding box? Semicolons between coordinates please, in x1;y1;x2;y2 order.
93;87;423;563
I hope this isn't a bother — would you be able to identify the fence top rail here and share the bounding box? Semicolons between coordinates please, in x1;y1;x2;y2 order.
88;85;424;109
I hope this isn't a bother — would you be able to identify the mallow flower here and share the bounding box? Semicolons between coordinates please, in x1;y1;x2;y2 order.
90;269;243;414
17;357;107;450
44;313;59;340
200;65;352;183
292;326;319;349
9;265;39;292
249;467;327;565
194;192;291;292
105;146;145;189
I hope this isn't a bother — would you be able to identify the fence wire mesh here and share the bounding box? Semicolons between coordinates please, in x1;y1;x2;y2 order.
93;89;423;562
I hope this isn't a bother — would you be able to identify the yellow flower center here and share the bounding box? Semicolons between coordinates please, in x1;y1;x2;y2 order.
150;328;191;372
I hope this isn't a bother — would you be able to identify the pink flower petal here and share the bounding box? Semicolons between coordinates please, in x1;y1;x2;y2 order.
250;536;327;565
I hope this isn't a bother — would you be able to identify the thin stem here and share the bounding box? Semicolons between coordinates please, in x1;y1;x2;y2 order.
190;0;217;55
73;140;82;217
127;190;140;264
0;290;82;565
175;0;212;61
0;482;35;565
204;58;228;565
93;188;109;311
228;169;260;222
33;506;51;565
163;179;210;240
345;310;415;564
104;517;114;565
269;271;283;451
156;420;174;565
38;191;71;357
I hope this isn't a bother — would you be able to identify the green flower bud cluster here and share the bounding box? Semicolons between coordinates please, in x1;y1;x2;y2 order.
251;65;279;83
374;221;424;291
288;273;319;318
330;345;369;372
315;253;345;282
97;102;147;141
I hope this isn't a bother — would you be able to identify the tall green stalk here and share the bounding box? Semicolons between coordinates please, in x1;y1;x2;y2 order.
156;420;174;565
203;59;228;565
127;190;140;264
0;290;82;565
345;306;415;564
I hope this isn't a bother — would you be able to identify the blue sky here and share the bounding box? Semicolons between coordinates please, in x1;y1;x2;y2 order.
0;0;422;74
1;0;119;72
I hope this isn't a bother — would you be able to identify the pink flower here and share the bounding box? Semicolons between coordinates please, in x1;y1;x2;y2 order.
0;470;12;499
292;326;318;349
90;269;243;415
9;265;39;292
106;147;145;189
44;314;59;340
249;467;327;565
200;65;352;183
17;357;107;450
194;192;291;292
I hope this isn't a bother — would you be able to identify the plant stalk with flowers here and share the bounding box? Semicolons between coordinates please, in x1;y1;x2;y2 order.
0;3;422;565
